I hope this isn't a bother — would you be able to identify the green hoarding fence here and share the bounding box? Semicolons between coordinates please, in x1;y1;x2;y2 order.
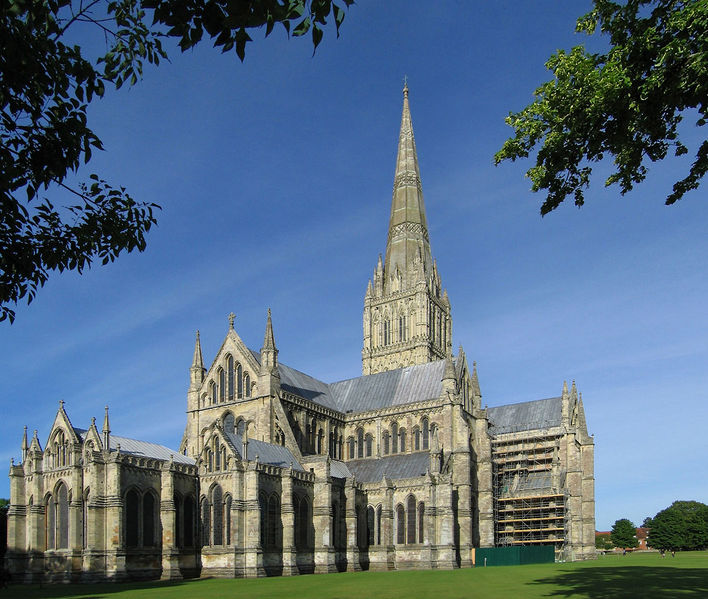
474;545;555;566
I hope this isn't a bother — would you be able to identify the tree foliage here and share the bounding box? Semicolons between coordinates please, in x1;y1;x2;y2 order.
1;0;352;323
610;518;638;549
494;0;707;215
595;533;614;550
648;500;708;550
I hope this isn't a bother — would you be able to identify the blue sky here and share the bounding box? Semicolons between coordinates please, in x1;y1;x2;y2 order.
2;1;706;531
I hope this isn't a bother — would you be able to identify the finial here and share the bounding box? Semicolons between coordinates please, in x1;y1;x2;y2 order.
228;312;236;329
403;74;409;96
59;399;64;409
91;416;96;426
10;457;14;466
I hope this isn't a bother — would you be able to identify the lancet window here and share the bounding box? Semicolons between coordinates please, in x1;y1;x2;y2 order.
124;488;158;548
45;482;70;550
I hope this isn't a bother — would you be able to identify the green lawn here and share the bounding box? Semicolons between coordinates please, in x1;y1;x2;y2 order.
4;551;707;599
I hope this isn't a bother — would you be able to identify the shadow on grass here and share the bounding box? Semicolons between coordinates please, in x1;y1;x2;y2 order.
530;566;708;599
0;577;211;599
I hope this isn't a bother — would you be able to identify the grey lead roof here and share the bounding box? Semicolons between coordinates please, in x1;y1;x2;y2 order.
487;397;562;435
224;431;304;471
346;452;430;483
73;428;195;465
253;348;448;414
329;361;447;413
329;460;353;479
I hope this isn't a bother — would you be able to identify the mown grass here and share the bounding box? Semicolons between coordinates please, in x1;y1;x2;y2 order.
3;551;707;599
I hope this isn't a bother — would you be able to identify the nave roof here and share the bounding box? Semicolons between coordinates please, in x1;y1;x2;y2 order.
73;428;195;465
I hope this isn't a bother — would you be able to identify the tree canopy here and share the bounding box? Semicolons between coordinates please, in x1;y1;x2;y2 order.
1;0;352;323
494;0;707;215
648;500;708;550
610;518;638;549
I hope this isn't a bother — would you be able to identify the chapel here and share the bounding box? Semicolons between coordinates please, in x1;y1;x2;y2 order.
5;87;595;582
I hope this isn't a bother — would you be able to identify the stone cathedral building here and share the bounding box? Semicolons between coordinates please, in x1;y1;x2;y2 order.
6;87;595;583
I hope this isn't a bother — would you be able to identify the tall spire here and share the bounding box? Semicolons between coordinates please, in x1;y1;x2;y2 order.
262;308;276;354
191;330;204;369
190;330;205;388
384;84;433;284
259;309;280;395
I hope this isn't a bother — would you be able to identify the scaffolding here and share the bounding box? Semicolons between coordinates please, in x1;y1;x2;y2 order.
491;434;567;559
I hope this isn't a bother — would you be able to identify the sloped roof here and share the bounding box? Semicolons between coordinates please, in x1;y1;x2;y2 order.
249;348;446;414
329;460;352;479
329;361;446;412
73;428;194;465
110;435;195;465
346;452;430;483
225;431;304;471
487;397;562;435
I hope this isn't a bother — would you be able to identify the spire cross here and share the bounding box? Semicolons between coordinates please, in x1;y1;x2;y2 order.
228;312;236;329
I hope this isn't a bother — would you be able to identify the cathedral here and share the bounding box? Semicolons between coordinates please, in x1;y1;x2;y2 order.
5;87;595;583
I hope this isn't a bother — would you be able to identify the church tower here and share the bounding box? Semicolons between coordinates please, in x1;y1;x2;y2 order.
362;85;452;375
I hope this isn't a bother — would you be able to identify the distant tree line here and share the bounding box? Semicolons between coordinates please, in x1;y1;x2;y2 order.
601;500;708;552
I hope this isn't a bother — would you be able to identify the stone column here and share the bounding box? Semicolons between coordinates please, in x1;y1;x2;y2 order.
6;463;28;579
103;452;127;581
160;460;181;580
433;479;455;569
81;454;102;582
344;480;361;572
280;468;297;575
243;464;264;577
382;477;395;570
312;466;335;573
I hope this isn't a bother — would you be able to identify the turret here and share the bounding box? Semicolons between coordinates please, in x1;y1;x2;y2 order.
190;330;205;389
21;425;28;463
102;405;110;452
259;309;280;396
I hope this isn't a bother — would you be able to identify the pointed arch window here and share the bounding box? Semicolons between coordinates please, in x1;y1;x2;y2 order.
399;315;407;342
211;382;217;405
422;418;430;450
414;426;421;451
244;372;251;398
225;495;232;545
382;431;390;455
376;505;382;545
357;428;364;459
406;495;416;544
399;428;407;453
143;492;156;547
125;489;140;548
267;494;280;549
211;485;223;546
201;496;210;546
237;363;243;398
396;504;405;544
365;433;373;457
218;368;225;402
227;356;234;400
184;496;195;547
418;502;425;543
214;439;221;471
367;506;375;547
392;423;398;454
347;437;355;460
258;492;267;547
